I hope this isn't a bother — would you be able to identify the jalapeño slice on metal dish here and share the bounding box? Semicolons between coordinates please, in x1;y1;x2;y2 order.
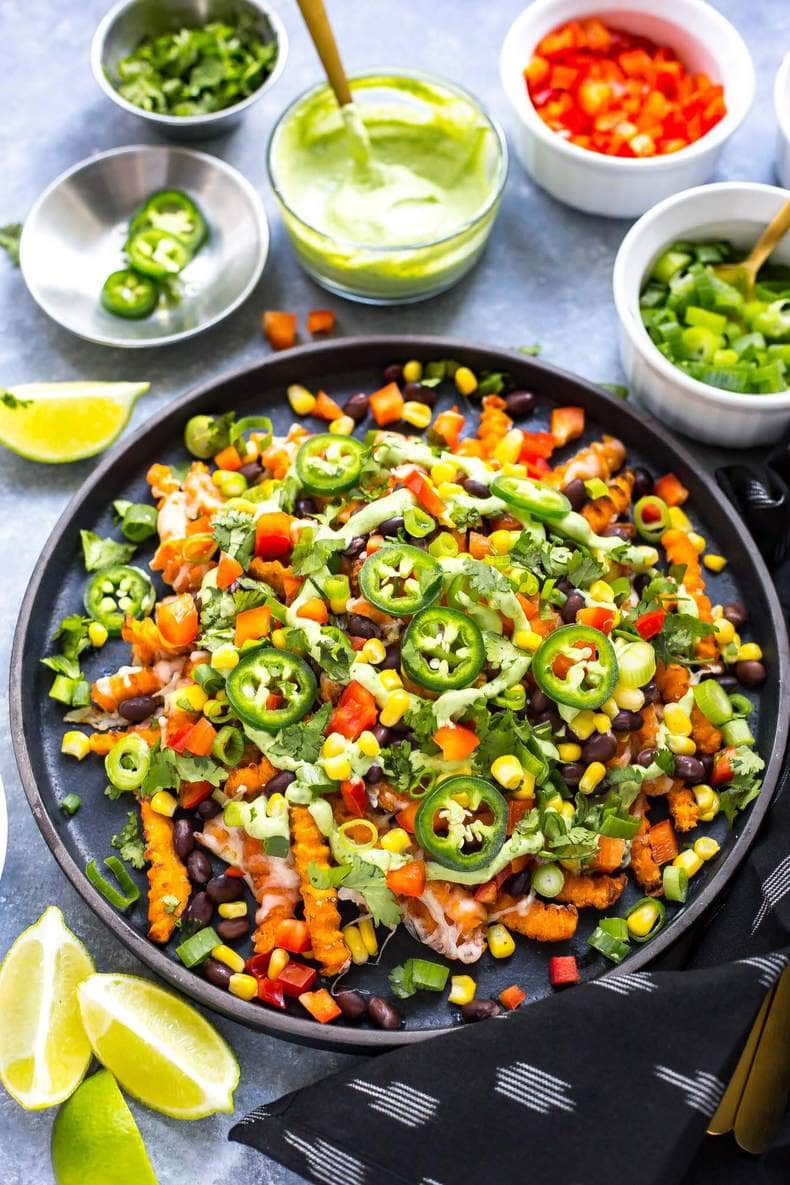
84;565;156;635
100;269;159;319
225;647;317;732
125;228;192;278
401;606;485;691
415;776;508;873
491;474;571;521
129;189;208;253
295;433;367;495
531;623;617;710
359;544;442;617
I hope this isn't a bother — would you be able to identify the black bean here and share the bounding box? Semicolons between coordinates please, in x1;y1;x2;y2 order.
461;999;502;1022
631;467;654;500
173;818;195;861
366;764;383;786
336;990;368;1021
203;957;233;990
381;642;401;670
603;522;635;541
582;732;618;764
403;380;436;407
380;515;405;537
347;614;381;639
187;850;212;886
700;753;714;779
642;680;658;705
736;660;766;688
343;536;367;559
343;392;369;422
295;496;317;518
713;673;738;690
561;591;585;624
636;747;656;767
216;917;250;943
560;762;584;787
383;363;404;384
634;573;651;596
504;390;535;418
206;874;244;904
372;724;392;747
238;460;263;484
612;709;643;732
264;770;296;794
723;602;748;629
462;477;490;498
504;870;530;897
673;755;706;784
556;578;573;596
561;479;586;512
118;694;161;723
530;688;549;714
197;798;221;821
185;891;213;928
368;997;402;1030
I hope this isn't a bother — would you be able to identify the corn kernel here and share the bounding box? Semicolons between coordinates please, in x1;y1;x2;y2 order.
627;901;661;939
448;974;477;1005
343;924;369;965
223;497;258;516
673;849;703;878
557;800;575;823
267;948;289;980
570;710;596;741
493;429;524;465
589;580;614;603
219;901;248;919
358;917;378;957
713;618;735;646
668;506;692;531
380;827;411;853
328;414;354;436
323;753;353;781
150;790;178;817
267;793;287;817
512;770;537;800
663;704;692;735
172;682;208;713
61;731;90;760
487;923;516;959
212;945;245;973
402;359;423;383
491;754;524;791
698;791;720;823
592;713;611;733
321;732;346;759
667;734;696;756
613;685;645;711
688;532;706;554
211;645;240;672
358;638;386;666
437;482;465;500
379;669;403;691
501;462;528;478
402;400;432;429
737;642;762;662
703;554;727;573
203;699;224;721
579;761;606;794
557;743;582;762
544;796;564;813
454;366;478;396
270;628;288;649
357;731;381;759
693;785;716;813
430;461;457;485
693;836;720;862
287;384;316;416
228;973;258;1002
88;621;109;647
489;529;516;555
600;697;619;719
514;629;542;652
380;689;410;727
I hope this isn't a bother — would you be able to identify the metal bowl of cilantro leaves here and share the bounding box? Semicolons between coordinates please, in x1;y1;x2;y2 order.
91;0;288;140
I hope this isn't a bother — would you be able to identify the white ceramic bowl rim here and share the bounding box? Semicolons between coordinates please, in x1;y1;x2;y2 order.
500;0;755;172
90;0;288;127
19;144;269;349
613;181;790;410
266;69;509;253
774;54;790;145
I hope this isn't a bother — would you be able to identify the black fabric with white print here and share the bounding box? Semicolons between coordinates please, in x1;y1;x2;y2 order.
232;447;790;1185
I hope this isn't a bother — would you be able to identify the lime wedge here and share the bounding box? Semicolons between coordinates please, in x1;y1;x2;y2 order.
0;381;149;463
0;906;94;1110
51;1069;158;1185
77;973;239;1119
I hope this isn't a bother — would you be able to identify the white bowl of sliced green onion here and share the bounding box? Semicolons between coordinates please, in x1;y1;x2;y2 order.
613;182;790;448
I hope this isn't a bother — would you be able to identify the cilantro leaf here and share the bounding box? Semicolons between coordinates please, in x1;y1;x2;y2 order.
0;223;22;266
80;530;137;572
1;389;32;409
379;741;416;793
266;704;332;767
309;857;401;927
290;528;344;577
53;613;92;661
566;549;606;588
719;747;765;826
111;811;146;870
404;698;438;746
313;628;353;682
211;509;256;569
653;613;715;663
141;746;227;798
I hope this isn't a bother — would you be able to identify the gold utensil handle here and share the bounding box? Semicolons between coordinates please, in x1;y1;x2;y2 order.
747;198;790;275
296;0;353;107
733;966;790;1154
707;987;773;1135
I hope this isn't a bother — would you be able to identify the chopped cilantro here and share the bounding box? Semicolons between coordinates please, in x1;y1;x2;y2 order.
80;530;137;572
111;811;146;870
141;745;227;798
309;857;401;927
211;509;256;569
379;741;416;793
290;528;344;577
267;704;331;766
653;613;715;663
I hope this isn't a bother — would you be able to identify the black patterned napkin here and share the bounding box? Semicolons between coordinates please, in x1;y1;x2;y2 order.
231;443;790;1185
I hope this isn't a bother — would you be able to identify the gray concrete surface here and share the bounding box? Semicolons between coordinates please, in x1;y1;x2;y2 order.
0;1;786;1182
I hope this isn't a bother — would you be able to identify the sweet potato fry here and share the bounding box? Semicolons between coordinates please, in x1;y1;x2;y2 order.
225;757;277;798
668;782;700;832
582;470;634;534
140;800;190;944
556;873;627;909
497;895;579;941
290;806;350;976
690;704;722;754
630;818;663;896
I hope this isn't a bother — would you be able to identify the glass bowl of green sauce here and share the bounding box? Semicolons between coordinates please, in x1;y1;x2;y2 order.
267;72;508;304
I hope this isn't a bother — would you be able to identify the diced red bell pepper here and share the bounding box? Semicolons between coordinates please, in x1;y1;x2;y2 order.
402;468;446;517
179;780;214;809
255;512;293;560
258;977;287;1009
577;605;616;633
216;551;244;590
386;859;426;898
507;799;530;835
181;716;218;758
432;725;479;761
395;801;420;834
635;608;666;640
274;918;311;953
432;409;465;450
519;430;556;461
341;779;368;819
156;594;199;647
550;406;585;447
263;310;297;351
298;988;342;1024
276;961;318;997
654;473;689;507
499;984;527;1010
473;866;512;904
306;309;336;336
167;722;195;753
235;604;271;647
711;748;736;785
328;680;378;740
245;953;272;980
225;866;246;878
549;956;580;987
369;381;405;426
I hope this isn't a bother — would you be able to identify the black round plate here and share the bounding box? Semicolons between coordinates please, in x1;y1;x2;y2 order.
10;336;789;1051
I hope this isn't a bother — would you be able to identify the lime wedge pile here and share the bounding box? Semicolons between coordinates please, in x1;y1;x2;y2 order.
0;380;149;462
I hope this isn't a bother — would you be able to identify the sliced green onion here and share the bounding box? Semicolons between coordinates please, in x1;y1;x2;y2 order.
721;717;755;747
598;813;642;840
86;857;140;910
693;679;733;727
49;674;90;707
531;863;565;898
728;693;754;717
176;926;221;968
338;819;377;850
60;793;82;817
633;496;670;542
119;503;158;543
230;414;273;454
324;574;351;605
609;576;632;603
428;532;459;559
617;641;657;689
584;477;609;501
625;896;667;944
223;800;247;828
404;507;435;538
599;916;629;941
407;769;437;800
662;865;688;903
410;958;449;992
105;734;151;792
212;725;244;766
588;925;630;964
194;663;224;694
493;684;527;711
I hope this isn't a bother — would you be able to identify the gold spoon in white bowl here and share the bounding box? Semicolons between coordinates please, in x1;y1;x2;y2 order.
713;196;790;298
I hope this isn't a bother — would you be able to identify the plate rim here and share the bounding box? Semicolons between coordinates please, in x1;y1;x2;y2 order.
10;334;789;1051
